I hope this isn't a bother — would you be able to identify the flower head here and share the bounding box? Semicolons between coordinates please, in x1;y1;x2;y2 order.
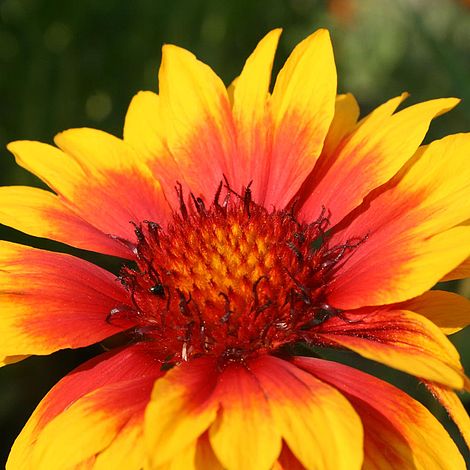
2;29;470;469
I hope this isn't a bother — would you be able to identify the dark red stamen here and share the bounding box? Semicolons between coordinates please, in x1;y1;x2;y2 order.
110;182;367;367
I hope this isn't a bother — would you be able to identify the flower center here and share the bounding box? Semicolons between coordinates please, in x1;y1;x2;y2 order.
109;182;366;368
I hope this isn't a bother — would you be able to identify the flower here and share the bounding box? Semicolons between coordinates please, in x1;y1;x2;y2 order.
2;28;470;469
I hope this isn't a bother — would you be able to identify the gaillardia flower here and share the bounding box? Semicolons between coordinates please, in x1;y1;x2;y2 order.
2;28;470;469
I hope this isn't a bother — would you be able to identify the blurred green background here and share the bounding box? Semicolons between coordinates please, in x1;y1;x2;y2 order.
1;0;470;465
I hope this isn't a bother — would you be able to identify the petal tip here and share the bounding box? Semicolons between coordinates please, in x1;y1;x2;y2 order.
161;43;193;61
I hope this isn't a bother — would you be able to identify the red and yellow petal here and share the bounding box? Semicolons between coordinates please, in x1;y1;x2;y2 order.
144;358;219;467
252;355;363;470
295;357;466;469
123;90;164;162
424;381;470;450
123;91;190;211
0;186;130;257
441;219;470;280
209;362;281;470
230;29;281;201
158;44;237;200
265;29;337;208
0;241;130;364
295;93;360;203
300;96;458;227
321;92;360;160
54;129;172;238
30;380;148;470
92;416;145;470
315;307;465;388
328;133;470;308
7;345;162;469
8;132;172;246
146;354;363;470
400;290;470;335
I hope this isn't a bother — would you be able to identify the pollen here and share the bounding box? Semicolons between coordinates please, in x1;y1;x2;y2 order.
110;183;366;367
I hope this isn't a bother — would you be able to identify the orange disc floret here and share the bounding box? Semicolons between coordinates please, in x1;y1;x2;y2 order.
112;182;367;366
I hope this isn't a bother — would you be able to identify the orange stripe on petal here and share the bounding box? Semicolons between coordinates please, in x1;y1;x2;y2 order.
158;45;237;200
424;381;470;451
144;358;218;467
315;308;465;388
295;357;466;470
400;290;470;335
0;186;130;257
252;355;363;470
300;97;459;227
266;29;337;208
0;241;130;364
209;363;281;470
7;345;161;469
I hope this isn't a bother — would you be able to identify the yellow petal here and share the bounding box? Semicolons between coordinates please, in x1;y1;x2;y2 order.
0;240;128;364
154;443;197;470
401;290;470;335
301;97;459;226
442;256;470;281
8;131;172;242
7;140;85;199
144;359;218;467
400;133;470;235
7;346;158;469
123;90;165;161
357;92;408;125
322;92;360;157
265;29;337;207
232;29;281;124
93;419;145;470
329;133;470;307
30;382;146;470
0;186;130;257
231;29;281;199
253;356;364;470
297;357;466;470
424;381;470;451
123;91;198;210
158;44;236;197
209;363;281;470
331;224;470;308
318;309;465;388
56;128;171;236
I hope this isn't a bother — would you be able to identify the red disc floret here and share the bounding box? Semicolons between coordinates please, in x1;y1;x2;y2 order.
110;183;366;367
